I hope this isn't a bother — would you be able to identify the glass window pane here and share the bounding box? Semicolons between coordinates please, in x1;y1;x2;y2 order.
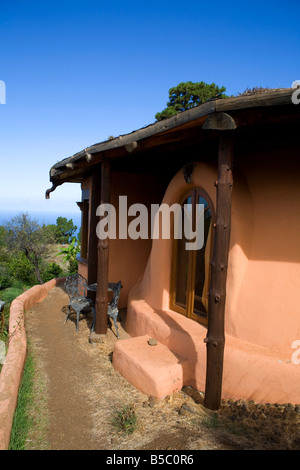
175;237;189;309
171;189;214;325
175;200;189;309
186;195;192;210
193;195;213;319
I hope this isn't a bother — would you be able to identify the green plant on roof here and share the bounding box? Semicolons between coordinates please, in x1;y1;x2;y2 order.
155;81;227;121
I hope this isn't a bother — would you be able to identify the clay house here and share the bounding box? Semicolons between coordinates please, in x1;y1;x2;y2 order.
46;88;300;409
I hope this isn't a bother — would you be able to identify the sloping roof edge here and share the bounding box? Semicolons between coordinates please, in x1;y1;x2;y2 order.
47;88;296;190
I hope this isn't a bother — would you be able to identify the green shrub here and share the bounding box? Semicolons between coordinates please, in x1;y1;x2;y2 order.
0;263;13;289
111;404;137;435
1;283;25;304
57;238;80;275
41;262;64;283
68;259;78;275
0;281;31;345
8;253;36;285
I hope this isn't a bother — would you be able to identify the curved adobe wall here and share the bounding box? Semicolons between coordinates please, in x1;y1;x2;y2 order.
228;150;300;352
137;162;217;312
125;162;300;403
0;278;65;450
129;159;300;351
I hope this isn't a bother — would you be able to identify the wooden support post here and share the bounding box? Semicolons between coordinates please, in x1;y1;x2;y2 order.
204;132;234;410
88;167;101;285
95;159;111;335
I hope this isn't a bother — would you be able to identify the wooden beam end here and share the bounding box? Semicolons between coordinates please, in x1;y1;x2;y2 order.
203;112;237;131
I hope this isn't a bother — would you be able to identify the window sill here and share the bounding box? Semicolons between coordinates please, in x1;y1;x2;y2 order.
76;253;88;265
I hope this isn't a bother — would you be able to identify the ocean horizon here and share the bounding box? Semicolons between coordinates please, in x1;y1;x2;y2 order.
0;210;82;235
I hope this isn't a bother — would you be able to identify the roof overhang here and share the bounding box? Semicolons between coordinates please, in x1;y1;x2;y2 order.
46;88;299;198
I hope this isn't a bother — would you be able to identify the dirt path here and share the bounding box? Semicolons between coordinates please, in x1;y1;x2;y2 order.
24;285;300;451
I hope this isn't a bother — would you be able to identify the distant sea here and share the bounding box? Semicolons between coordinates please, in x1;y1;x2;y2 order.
0;210;82;236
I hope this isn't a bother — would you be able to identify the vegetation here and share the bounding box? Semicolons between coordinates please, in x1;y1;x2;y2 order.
0;212;80;346
111;404;137;435
57;237;80;274
155;81;227;121
4;213;55;284
8;343;50;450
155;82;282;122
46;216;77;244
0;212;79;447
8;349;35;450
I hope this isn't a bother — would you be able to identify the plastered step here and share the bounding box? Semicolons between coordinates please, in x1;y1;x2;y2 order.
112;335;193;399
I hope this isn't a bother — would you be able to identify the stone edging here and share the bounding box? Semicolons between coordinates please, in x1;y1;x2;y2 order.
0;277;65;450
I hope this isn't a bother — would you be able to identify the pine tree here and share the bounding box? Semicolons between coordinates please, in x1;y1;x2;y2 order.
155;81;227;121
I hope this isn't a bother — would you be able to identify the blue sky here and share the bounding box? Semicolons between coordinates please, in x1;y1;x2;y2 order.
0;0;299;220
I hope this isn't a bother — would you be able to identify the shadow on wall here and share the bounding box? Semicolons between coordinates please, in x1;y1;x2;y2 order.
235;150;300;264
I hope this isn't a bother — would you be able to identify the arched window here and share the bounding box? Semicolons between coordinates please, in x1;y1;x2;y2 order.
170;188;215;326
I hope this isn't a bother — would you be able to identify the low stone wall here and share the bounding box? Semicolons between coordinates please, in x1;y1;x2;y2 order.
0;277;65;450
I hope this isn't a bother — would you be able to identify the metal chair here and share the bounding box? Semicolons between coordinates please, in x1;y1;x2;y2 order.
65;274;94;331
107;281;123;338
91;281;123;338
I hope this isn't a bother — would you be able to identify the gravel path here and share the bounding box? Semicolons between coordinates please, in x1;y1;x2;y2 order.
24;285;300;451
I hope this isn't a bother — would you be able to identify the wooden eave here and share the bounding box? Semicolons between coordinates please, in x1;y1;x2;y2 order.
48;88;298;188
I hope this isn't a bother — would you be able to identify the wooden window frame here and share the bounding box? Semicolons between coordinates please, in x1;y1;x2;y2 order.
81;199;89;260
77;192;90;262
170;188;215;327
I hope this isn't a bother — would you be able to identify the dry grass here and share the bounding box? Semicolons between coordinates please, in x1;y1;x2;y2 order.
25;287;300;451
76;323;300;450
236;86;288;97
44;244;68;269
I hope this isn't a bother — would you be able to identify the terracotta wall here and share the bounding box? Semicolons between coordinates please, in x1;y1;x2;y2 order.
123;154;300;402
77;170;166;309
78;151;300;354
137;161;217;314
78;261;88;280
133;151;300;353
227;149;300;352
108;171;166;308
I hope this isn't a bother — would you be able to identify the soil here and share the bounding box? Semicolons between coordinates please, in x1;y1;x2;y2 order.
24;285;300;451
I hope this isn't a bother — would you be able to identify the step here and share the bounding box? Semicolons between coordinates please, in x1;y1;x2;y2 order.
112;335;193;398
